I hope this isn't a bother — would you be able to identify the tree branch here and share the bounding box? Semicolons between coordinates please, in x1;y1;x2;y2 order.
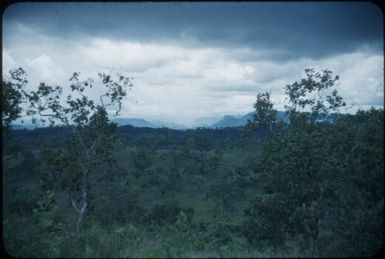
71;198;80;213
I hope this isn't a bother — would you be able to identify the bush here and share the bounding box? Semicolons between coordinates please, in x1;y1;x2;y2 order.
194;217;243;252
243;194;288;248
93;183;146;225
145;201;182;226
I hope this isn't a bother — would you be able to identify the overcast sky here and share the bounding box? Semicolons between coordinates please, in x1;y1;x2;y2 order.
3;2;383;126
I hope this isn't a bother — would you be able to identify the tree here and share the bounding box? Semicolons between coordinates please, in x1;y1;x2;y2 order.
243;194;288;248
321;108;384;256
247;92;277;133
244;69;348;255
209;171;244;217
4;190;63;257
32;190;63;257
284;68;345;125
136;133;157;150
133;149;151;173
22;71;132;235
2;68;28;133
146;201;182;226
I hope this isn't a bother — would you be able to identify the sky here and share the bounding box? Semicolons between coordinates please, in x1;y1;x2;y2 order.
2;2;384;127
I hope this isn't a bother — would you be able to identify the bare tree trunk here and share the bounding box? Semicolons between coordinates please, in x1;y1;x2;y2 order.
76;169;88;236
76;185;87;236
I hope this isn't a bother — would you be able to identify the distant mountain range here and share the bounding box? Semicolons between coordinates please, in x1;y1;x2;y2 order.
114;111;289;129
112;118;187;129
12;111;338;130
210;111;289;128
113;115;255;129
210;113;253;128
113;118;158;128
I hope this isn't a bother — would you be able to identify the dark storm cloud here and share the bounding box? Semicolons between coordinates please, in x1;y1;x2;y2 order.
3;2;383;125
3;2;382;60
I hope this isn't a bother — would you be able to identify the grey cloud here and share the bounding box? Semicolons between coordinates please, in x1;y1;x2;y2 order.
206;86;257;95
3;2;383;60
2;2;383;125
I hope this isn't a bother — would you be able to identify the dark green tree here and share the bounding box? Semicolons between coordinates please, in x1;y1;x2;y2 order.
284;68;345;125
244;69;350;255
209;171;244;217
320;108;384;256
133;149;151;173
243;194;288;248
2;68;28;133
22;71;132;235
246;92;277;133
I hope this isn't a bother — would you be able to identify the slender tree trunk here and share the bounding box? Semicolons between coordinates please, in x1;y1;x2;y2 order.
76;169;88;236
76;185;87;236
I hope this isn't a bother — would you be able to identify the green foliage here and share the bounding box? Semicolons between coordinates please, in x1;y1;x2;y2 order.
2;68;28;132
247;92;277;132
3;218;35;257
185;134;210;150
19;69;133;235
146;201;183;226
208;169;245;217
32;190;64;257
4;149;39;178
41;145;83;191
284;68;345;124
243;194;288;248
136;133;157;149
195;217;243;252
92;182;146;226
3;67;382;257
318;108;384;257
133;149;151;172
158;168;183;195
4;190;64;257
20;149;38;175
162;211;193;256
243;69;383;256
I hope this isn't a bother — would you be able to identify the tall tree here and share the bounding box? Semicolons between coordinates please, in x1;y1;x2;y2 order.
284;68;345;124
244;69;349;255
209;171;243;217
247;92;277;133
2;68;28;133
23;71;132;235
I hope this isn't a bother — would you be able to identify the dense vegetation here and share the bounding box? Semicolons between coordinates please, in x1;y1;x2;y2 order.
2;68;383;257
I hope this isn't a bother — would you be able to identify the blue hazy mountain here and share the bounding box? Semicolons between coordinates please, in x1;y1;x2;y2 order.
210;113;253;128
113;118;187;129
114;112;291;129
191;116;224;128
209;111;344;128
113;118;158;128
12;111;336;131
151;120;187;129
210;111;289;128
